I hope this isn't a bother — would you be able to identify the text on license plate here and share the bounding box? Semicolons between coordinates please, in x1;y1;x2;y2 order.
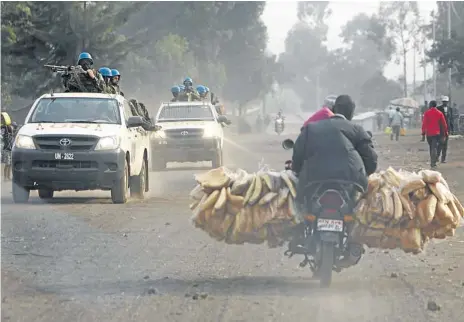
54;152;74;160
317;219;343;232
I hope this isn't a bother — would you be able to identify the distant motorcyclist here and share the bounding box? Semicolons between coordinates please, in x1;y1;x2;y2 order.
171;86;181;101
110;69;122;95
292;94;377;202
275;110;285;134
302;95;336;127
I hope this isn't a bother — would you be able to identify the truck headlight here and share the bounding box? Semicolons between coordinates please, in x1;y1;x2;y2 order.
203;126;220;138
95;136;120;150
14;135;35;149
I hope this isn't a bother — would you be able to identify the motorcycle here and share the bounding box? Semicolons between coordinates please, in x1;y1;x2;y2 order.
281;138;365;287
275;117;284;135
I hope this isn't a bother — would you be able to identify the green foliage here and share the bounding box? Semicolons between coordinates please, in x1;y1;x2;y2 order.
1;1;272;107
427;2;464;84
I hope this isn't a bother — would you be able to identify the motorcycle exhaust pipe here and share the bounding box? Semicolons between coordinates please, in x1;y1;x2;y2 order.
338;243;364;269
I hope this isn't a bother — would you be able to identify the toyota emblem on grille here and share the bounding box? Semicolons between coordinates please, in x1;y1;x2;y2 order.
180;131;188;136
59;138;72;146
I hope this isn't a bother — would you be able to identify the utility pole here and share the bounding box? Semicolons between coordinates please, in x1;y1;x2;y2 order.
447;1;452;101
82;1;87;50
432;11;437;99
413;42;416;97
316;73;320;108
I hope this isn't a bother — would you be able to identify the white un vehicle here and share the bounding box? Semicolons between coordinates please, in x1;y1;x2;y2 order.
12;93;156;204
150;101;229;170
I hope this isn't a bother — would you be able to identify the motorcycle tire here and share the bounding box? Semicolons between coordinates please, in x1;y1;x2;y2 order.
319;241;335;288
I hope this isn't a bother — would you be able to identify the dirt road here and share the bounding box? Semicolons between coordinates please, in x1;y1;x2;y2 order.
2;130;463;322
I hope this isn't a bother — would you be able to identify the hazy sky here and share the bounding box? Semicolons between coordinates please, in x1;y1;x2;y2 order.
261;1;437;81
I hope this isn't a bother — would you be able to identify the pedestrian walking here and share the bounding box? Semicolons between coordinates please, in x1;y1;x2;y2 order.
390;107;403;141
437;95;453;163
421;100;448;169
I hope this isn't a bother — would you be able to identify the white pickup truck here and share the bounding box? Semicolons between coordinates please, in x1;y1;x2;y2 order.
150;101;229;170
11;92;156;204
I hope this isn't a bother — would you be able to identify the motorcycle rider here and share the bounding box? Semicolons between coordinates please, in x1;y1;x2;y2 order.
291;95;377;266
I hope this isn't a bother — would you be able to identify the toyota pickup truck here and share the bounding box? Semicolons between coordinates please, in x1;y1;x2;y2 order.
11;92;156;204
151;101;229;170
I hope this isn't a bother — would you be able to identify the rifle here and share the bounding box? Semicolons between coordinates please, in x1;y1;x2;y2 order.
44;65;74;73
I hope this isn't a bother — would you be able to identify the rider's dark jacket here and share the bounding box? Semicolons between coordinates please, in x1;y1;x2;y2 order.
292;114;377;203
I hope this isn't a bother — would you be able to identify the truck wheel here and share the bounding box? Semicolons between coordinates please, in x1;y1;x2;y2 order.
212;149;223;168
38;189;54;200
111;159;129;204
12;182;30;204
130;159;147;199
152;156;166;171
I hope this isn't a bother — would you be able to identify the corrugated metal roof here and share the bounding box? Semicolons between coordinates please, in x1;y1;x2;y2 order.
353;112;377;121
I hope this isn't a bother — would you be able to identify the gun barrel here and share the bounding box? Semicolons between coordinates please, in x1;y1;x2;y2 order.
44;65;69;71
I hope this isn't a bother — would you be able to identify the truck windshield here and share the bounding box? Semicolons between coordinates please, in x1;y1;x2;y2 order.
157;105;214;122
29;97;121;124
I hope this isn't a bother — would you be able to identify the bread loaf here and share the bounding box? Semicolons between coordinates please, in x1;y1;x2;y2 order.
429;182;452;204
415;194;438;227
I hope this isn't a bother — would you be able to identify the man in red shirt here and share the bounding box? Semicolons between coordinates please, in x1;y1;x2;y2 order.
302;95;336;127
421;100;448;169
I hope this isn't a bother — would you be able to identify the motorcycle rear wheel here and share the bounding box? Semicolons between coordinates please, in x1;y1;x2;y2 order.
319;241;335;288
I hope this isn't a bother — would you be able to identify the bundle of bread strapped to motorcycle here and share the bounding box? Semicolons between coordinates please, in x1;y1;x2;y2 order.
190;166;463;252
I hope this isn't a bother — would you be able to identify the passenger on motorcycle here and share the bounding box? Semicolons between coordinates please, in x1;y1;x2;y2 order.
303;95;337;127
292;95;378;203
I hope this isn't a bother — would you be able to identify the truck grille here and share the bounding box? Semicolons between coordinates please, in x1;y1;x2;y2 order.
32;160;98;169
33;135;99;151
164;128;204;139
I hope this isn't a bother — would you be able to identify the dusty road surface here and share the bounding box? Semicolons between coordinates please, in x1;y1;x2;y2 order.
2;129;464;322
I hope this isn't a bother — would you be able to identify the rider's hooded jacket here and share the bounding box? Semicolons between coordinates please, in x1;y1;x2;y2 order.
291;114;377;205
303;106;334;127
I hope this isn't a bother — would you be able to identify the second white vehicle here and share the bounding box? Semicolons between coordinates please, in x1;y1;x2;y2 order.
151;101;229;170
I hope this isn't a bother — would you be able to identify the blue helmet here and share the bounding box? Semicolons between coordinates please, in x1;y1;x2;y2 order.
171;86;180;94
111;69;120;77
179;84;185;91
196;85;206;94
77;52;93;65
205;86;210;93
183;77;193;86
98;67;112;77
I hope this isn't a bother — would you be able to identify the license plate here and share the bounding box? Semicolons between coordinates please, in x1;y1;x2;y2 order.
54;152;74;160
317;219;343;232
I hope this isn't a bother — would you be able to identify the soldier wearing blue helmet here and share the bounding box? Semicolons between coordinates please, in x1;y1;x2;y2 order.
182;77;201;101
196;85;207;99
63;52;105;93
109;69;122;95
171;86;181;102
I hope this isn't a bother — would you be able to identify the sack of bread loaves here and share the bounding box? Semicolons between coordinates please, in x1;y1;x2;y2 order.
189;167;299;247
351;168;463;254
189;167;464;254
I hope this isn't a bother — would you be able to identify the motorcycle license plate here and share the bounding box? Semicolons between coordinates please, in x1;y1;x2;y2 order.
317;219;343;232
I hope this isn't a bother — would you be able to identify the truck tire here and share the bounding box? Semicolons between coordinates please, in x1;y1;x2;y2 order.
111;159;129;204
152;156;166;171
12;182;30;204
212;149;223;168
130;158;147;199
38;189;54;200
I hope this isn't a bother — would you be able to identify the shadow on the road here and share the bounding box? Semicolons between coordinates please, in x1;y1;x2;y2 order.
1;196;112;205
34;275;389;298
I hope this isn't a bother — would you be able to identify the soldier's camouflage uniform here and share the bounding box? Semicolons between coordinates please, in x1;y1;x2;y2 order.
62;67;105;93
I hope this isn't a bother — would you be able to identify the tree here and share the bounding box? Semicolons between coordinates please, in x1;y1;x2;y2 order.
427;2;464;85
1;2;145;98
379;2;420;97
